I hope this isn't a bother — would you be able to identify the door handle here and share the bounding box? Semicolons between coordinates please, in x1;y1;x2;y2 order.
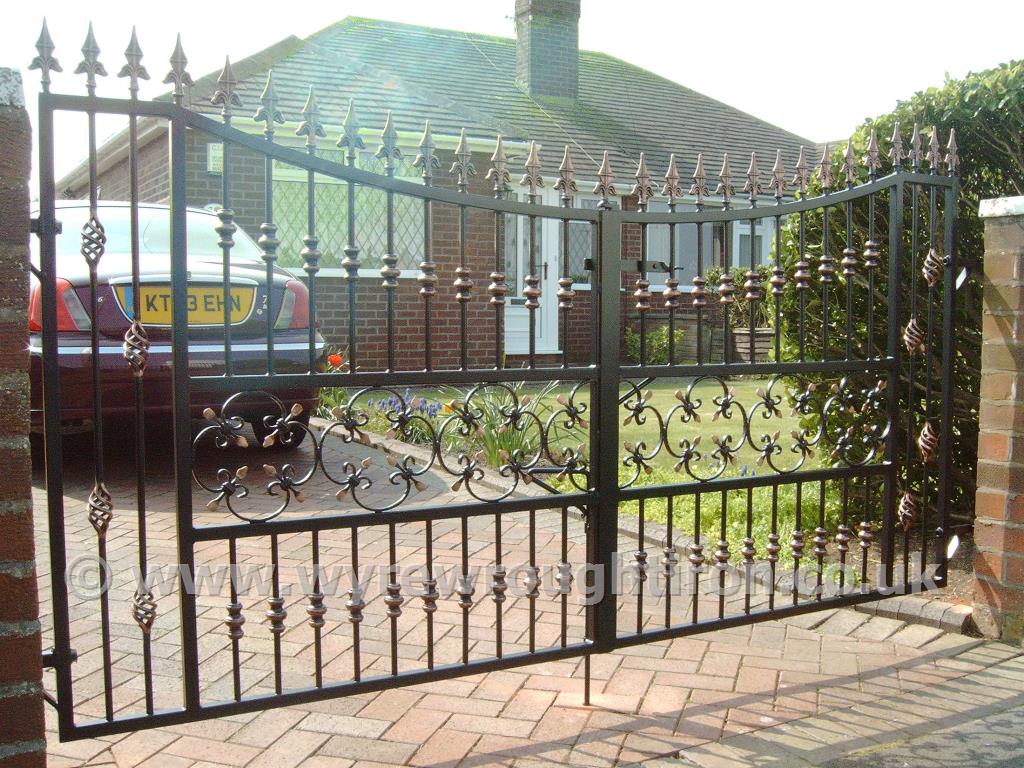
543;261;548;279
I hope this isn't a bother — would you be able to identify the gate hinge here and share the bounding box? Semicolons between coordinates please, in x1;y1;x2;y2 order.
41;646;78;669
30;217;63;236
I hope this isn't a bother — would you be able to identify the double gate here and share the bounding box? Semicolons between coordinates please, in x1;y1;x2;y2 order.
31;23;962;741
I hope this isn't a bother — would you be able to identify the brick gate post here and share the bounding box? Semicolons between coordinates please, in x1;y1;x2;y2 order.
974;196;1024;643
0;68;45;767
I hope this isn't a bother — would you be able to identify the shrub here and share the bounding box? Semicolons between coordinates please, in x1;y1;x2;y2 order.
624;323;686;365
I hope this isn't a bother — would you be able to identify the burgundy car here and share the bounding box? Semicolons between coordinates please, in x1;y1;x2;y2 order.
30;202;324;448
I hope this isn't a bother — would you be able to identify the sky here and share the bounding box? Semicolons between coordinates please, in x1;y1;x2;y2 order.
8;0;1024;186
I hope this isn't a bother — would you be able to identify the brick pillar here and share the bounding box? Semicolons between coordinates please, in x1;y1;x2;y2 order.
974;196;1024;643
0;69;45;767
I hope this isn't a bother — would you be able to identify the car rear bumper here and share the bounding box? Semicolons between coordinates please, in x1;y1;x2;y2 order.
29;337;325;428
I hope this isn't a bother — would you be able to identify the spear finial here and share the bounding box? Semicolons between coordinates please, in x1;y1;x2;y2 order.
117;26;149;98
163;34;193;106
910;123;923;170
661;153;683;206
210;56;242;119
791;146;809;195
554;145;578;205
486;135;511;198
520;140;544;199
864;127;881;179
413;120;440;186
631;152;655;209
75;22;107;96
889;121;905;171
818;142;833;192
945;128;960;175
715;153;734;208
689;153;709;207
841;138;858;187
30;19;62;94
337;98;365;163
926;126;942;172
295;86;326;151
593;151;616;209
743;151;762;203
450;128;476;192
768;149;786;200
254;71;285;137
375;111;402;175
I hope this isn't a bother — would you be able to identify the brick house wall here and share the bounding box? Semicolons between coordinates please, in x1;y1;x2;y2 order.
75;134;729;370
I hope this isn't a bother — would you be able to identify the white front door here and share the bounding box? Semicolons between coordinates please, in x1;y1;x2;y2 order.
504;188;560;355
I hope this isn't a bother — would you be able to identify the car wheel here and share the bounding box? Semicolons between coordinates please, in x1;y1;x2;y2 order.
251;411;310;450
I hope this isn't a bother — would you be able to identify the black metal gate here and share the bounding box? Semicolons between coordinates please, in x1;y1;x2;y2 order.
31;24;962;741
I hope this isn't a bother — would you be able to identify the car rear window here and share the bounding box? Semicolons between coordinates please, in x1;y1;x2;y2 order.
52;207;263;261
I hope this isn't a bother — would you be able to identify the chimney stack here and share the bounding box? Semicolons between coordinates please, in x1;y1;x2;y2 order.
515;0;580;101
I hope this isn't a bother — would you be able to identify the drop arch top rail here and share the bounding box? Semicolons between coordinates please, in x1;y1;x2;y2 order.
32;21;961;742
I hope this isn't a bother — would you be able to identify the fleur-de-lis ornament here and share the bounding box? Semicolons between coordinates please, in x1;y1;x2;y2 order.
769;149;786;200
30;19;62;93
254;71;285;138
791;146;809;196
945;128;960;175
689;153;709;207
593;150;616;208
337;99;365;164
486;135;511;198
117;27;149;98
413;120;440;185
818;142;833;192
375;111;401;175
841;138;858;187
743;151;762;203
450;128;476;192
889;121;905;170
632;152;655;209
520;140;544;199
926;126;942;172
210;57;242;119
716;153;734;207
910;123;923;170
554;146;577;205
863;127;881;179
163;34;193;106
75;23;107;96
295;86;325;151
662;153;683;206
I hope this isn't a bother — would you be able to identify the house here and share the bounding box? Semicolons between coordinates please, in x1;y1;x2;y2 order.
61;1;815;368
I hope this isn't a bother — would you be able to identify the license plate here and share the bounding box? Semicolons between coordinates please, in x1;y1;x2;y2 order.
114;285;256;326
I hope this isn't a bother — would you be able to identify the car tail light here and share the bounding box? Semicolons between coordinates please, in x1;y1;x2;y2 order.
28;278;92;332
274;279;310;330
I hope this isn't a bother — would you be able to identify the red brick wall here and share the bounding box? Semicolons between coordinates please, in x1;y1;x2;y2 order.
974;200;1024;642
0;68;45;768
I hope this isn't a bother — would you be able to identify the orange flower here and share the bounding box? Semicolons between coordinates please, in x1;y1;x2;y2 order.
328;353;344;369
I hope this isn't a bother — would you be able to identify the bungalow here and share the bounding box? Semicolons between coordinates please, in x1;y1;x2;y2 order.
61;1;814;368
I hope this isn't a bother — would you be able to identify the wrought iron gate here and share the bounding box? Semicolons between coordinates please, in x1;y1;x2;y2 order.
31;23;962;742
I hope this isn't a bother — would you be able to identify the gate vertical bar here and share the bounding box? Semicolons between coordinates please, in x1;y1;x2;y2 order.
936;177;959;583
882;179;904;587
38;94;75;737
588;207;621;656
170;112;201;711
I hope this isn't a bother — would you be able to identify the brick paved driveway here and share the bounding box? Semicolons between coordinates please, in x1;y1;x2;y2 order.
35;424;1017;767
